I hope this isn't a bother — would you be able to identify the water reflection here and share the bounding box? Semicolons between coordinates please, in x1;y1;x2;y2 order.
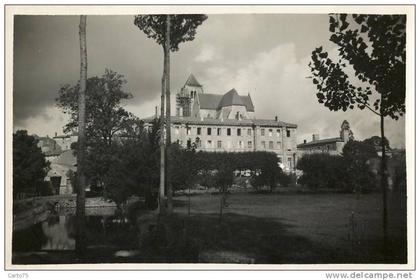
41;216;75;250
12;207;138;253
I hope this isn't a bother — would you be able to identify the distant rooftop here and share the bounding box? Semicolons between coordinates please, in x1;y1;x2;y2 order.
297;137;343;148
143;115;297;128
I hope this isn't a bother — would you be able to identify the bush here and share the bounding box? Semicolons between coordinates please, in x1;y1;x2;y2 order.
297;141;378;193
297;153;347;191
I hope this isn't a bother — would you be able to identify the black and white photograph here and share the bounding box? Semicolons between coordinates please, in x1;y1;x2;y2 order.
5;5;415;271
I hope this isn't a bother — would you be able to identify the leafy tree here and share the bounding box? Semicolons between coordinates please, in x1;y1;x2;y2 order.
342;140;378;193
57;69;135;147
167;142;198;215
215;163;234;225
309;14;406;247
296;153;348;191
134;14;207;213
57;69;138;198
362;136;391;151
13;130;50;198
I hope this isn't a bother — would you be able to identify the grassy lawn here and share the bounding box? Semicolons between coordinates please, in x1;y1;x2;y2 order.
12;191;407;264
169;191;407;263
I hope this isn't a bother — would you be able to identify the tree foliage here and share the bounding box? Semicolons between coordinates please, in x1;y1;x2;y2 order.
342;140;378;193
297;153;348;191
56;69;136;146
362;135;391;150
297;141;378;193
309;14;406;119
133;15;208;51
168;150;284;191
56;69;145;204
13;130;50;197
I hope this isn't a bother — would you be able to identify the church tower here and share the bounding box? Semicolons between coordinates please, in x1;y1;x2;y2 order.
340;120;354;143
176;74;203;117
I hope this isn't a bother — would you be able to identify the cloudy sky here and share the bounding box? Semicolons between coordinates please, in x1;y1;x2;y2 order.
13;14;405;148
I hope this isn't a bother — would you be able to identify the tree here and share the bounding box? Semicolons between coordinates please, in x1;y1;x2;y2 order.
57;69;134;147
57;69;136;197
215;163;234;225
342;140;378;193
75;15;88;257
167;142;198;215
134;14;208;214
362;135;391;151
296;153;348;191
309;14;406;252
13;130;50;198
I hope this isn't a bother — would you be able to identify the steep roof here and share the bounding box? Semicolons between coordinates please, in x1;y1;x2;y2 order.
241;94;255;112
197;92;254;112
185;74;202;87
218;88;245;108
197;93;221;110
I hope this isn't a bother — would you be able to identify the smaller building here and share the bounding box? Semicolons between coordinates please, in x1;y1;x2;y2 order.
35;135;62;161
46;150;77;195
297;120;354;156
53;132;78;151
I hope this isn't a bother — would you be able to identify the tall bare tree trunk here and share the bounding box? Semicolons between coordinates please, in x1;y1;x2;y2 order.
165;15;173;214
159;66;166;215
75;15;87;257
380;113;388;256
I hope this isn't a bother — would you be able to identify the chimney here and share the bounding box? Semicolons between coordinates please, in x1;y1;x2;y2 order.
155;106;158;118
303;139;307;144
275;116;278;122
55;132;57;137
312;134;320;141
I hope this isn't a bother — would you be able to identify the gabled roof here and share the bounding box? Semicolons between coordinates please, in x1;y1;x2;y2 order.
218;88;245;108
185;74;202;87
197;92;255;112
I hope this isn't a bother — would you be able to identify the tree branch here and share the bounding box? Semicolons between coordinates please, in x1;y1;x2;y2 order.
356;97;381;116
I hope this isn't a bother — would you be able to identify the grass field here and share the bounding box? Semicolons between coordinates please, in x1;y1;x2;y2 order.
12;191;407;264
170;191;407;263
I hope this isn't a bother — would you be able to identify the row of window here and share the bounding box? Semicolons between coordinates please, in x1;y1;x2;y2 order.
174;126;292;138
180;139;283;150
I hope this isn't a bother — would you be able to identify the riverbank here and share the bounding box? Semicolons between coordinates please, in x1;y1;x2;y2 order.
13;196;140;231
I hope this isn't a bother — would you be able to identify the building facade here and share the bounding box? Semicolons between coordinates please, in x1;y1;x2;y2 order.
53;132;78;151
297;120;354;156
35;135;62;161
146;74;298;171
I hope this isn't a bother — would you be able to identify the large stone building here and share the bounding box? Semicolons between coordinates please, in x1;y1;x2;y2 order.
145;74;298;171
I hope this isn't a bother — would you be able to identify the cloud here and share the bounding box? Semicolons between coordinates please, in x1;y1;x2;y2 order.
195;46;216;63
14;106;70;137
12;14;406;149
197;43;406;148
